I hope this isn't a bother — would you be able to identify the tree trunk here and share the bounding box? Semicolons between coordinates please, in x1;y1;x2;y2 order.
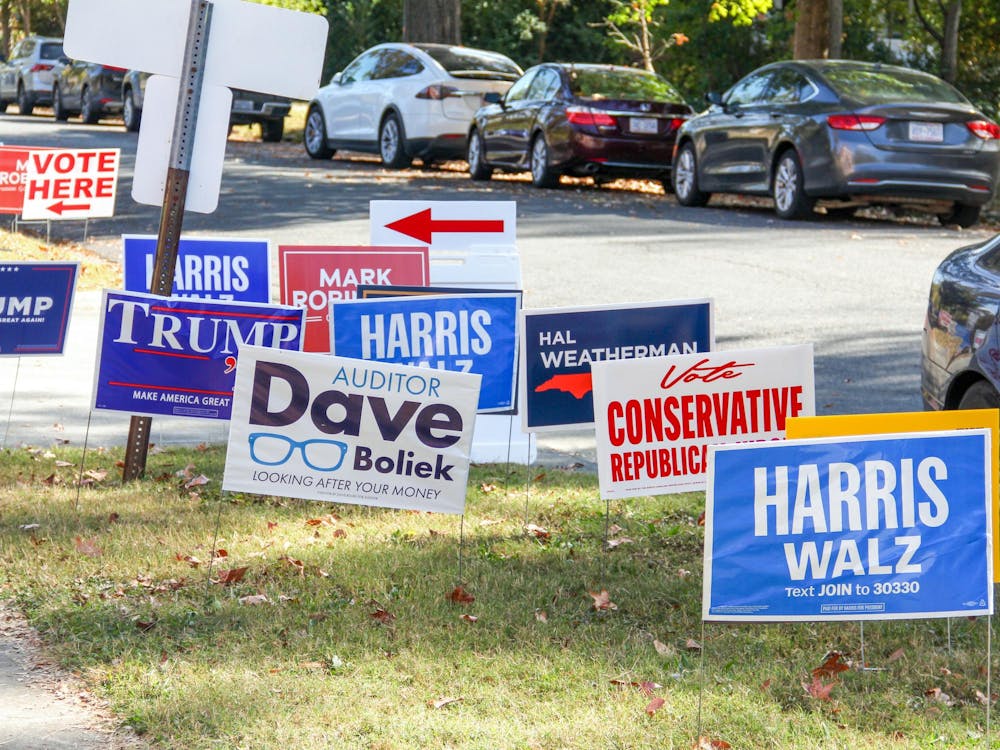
828;0;843;58
403;0;461;45
793;0;828;59
941;0;961;83
1;1;10;58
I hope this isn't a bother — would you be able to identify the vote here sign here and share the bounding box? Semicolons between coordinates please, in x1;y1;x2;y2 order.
278;245;429;353
223;347;481;514
21;148;120;220
93;290;304;420
330;292;520;413
0;262;79;355
592;344;815;497
703;430;993;622
519;300;713;432
123;235;271;302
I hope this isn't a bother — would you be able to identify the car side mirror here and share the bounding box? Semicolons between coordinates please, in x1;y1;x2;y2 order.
483;91;502;105
705;91;723;107
331;72;343;85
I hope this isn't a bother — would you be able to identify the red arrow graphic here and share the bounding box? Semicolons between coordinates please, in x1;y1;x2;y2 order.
47;200;92;215
385;208;505;243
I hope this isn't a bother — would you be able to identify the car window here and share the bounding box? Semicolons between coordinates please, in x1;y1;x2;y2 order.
372;49;423;80
567;67;684;103
340;50;381;85
39;42;64;61
14;40;31;58
765;68;814;104
978;246;1000;275
527;68;561;101
725;71;774;107
504;71;537;103
820;65;969;105
417;45;521;81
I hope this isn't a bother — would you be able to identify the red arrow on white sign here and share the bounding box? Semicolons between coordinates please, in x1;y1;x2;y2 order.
21;148;120;221
385;208;505;243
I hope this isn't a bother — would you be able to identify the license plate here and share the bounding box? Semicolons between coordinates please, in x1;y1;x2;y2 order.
630;117;658;134
908;121;943;142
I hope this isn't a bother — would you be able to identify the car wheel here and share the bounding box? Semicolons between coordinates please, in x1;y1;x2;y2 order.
303;106;334;159
529;134;558;188
772;150;815;220
17;84;33;116
0;97;8;113
672;142;709;206
52;86;69;121
80;86;99;124
467;129;492;181
938;203;981;228
958;380;1000;410
261;118;284;143
122;88;141;131
379;113;412;169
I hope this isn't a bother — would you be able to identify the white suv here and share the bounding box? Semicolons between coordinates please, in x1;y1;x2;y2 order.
304;43;522;167
0;35;65;115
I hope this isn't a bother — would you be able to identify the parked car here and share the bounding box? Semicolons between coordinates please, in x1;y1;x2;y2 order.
0;35;64;115
467;63;692;189
303;42;522;167
52;59;125;123
673;59;1000;227
121;70;291;141
922;234;1000;412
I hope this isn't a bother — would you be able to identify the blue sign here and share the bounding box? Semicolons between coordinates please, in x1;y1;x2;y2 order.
0;262;78;356
330;292;520;413
94;290;304;420
122;235;271;302
520;300;713;431
704;431;993;622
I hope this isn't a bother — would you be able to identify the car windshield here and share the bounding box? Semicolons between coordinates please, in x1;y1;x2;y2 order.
821;66;969;105
40;42;64;60
418;46;521;81
568;68;683;103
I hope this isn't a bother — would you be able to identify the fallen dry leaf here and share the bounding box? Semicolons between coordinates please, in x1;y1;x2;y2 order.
803;675;836;701
653;639;673;656
460;614;478;623
448;586;475;604
685;638;702;651
214;566;249;585
429;697;462;709
238;594;270;606
134;619;156;632
370;608;396;624
74;536;102;557
693;737;732;750
606;536;634;550
589;589;618;611
813;651;850;679
924;687;955;706
887;647;905;663
645;696;665;716
480;482;497;492
525;523;550;540
176;553;202;568
184;474;210;489
535;610;548;623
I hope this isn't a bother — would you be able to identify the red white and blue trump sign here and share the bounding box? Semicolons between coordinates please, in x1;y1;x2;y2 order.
0;262;79;355
93;290;304;420
703;430;993;622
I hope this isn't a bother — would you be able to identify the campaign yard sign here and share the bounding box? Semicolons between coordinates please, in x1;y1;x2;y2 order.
93;290;304;420
123;235;271;302
223;347;481;514
0;146;46;214
370;200;517;252
520;300;713;432
592;344;815;497
329;293;519;413
0;262;79;355
21;148;119;220
703;431;993;622
277;245;430;353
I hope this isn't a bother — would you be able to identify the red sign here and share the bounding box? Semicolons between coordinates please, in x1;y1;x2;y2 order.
277;245;430;352
0;146;46;215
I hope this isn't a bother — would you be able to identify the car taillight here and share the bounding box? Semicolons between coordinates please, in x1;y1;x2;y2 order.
415;85;460;100
967;120;1000;140
103;65;127;73
827;114;886;131
566;107;617;127
666;117;685;133
29;63;53;72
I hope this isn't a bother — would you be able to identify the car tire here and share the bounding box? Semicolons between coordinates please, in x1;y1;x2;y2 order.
467;129;492;181
529;134;558;188
673;142;709;206
379;113;412;169
52;86;69;121
304;106;334;159
0;98;8;113
772;150;815;220
261;118;284;143
122;88;141;132
958;380;1000;410
80;86;99;124
938;203;981;228
17;84;33;116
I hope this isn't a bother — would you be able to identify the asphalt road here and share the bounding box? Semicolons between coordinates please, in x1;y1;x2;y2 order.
0;112;997;453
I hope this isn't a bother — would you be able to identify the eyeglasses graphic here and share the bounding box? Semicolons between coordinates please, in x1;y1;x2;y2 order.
248;433;348;472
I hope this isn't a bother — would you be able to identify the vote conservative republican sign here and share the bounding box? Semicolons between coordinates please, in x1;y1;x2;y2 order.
21;148;120;220
278;245;429;352
223;346;481;514
0;262;79;355
703;430;993;622
93;290;304;420
592;344;815;497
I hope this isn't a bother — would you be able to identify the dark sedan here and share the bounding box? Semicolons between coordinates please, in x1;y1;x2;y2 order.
673;59;1000;227
52;59;124;123
467;63;692;189
922;234;1000;411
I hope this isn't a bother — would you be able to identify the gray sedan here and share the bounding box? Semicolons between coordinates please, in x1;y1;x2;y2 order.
672;59;1000;227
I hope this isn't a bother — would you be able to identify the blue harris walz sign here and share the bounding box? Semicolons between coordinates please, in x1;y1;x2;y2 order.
122;235;271;302
0;262;79;355
93;290;304;420
704;430;993;622
330;292;520;413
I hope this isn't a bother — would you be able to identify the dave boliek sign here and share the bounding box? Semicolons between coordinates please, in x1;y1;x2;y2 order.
592;344;815;496
21;148;119;220
223;347;481;514
703;430;993;622
0;262;79;355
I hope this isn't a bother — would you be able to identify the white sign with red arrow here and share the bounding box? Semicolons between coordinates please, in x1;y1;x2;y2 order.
20;148;120;221
370;200;517;252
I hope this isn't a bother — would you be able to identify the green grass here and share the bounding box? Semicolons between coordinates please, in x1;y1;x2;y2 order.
0;444;996;749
